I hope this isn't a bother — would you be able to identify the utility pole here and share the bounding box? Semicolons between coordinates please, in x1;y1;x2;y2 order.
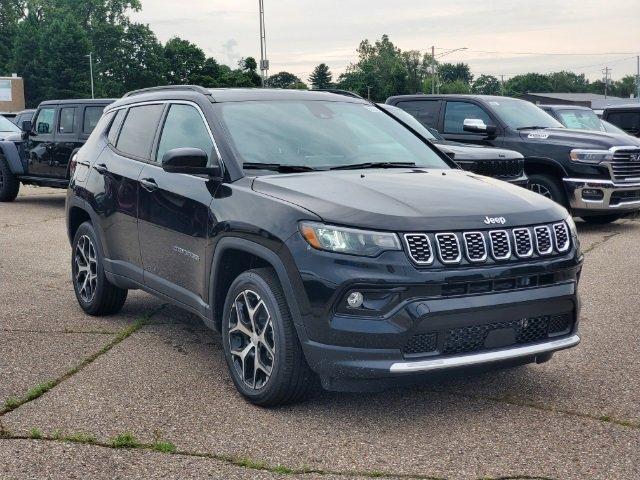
258;0;269;87
602;67;611;99
431;45;435;94
366;85;371;100
636;55;640;101
86;53;94;99
500;74;504;95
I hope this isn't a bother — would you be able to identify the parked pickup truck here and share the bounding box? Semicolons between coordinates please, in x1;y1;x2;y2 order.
0;98;113;201
539;104;630;136
386;94;640;224
379;103;527;186
602;104;640;138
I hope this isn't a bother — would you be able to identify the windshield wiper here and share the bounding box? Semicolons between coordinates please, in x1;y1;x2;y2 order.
243;162;318;173
516;126;549;130
330;161;417;171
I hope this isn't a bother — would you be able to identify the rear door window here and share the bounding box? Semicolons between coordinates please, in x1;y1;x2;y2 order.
83;106;105;134
58;107;76;134
443;101;493;134
395;100;441;128
115;104;165;160
107;109;126;145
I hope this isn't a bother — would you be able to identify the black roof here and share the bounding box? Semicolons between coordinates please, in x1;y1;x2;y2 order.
39;98;115;106
603;103;640;111
386;94;516;103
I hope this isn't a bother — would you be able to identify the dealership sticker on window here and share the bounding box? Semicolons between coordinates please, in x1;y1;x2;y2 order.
527;132;549;139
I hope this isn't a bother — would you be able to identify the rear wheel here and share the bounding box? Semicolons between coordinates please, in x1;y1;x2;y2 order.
528;173;567;207
0;155;20;202
72;221;127;316
221;268;316;406
581;214;623;225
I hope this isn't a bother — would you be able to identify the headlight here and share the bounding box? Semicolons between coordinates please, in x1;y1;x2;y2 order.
565;214;578;237
299;222;401;257
569;149;612;164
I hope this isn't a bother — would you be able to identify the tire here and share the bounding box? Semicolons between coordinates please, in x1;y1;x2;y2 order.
528;173;567;207
221;268;316;406
71;221;127;316
0;155;20;202
581;214;623;225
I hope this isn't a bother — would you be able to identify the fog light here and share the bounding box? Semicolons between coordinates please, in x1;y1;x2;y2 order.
346;291;364;308
582;188;604;201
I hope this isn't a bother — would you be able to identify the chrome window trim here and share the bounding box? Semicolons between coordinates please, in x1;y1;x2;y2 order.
403;233;434;265
435;232;462;264
488;229;512;260
534;225;553;255
512;227;533;258
463;231;487;262
553;222;571;253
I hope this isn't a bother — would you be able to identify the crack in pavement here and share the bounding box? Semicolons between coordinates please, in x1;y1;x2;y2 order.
0;215;65;230
0;433;555;480
0;305;166;416
580;231;621;255
0;328;115;335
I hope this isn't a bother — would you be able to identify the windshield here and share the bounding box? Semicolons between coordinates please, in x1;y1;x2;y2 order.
0;115;20;133
556;108;605;132
213;100;449;171
378;104;437;140
488;98;563;130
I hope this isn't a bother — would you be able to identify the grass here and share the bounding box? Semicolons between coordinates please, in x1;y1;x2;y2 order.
110;432;140;449
151;440;176;453
28;427;42;439
63;432;96;444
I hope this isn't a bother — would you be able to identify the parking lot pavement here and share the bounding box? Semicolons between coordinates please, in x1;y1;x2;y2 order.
1;186;639;479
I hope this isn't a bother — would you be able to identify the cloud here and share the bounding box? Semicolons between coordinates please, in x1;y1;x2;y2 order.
220;38;240;66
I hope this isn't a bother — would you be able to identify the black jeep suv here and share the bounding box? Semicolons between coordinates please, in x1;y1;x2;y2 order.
66;86;582;406
0;98;113;201
386;94;640;224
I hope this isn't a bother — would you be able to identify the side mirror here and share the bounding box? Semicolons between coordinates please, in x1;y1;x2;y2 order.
161;147;222;178
21;120;32;132
463;118;497;137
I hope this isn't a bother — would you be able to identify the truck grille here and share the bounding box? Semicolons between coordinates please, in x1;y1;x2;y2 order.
404;222;571;266
403;312;574;356
610;149;640;181
458;158;524;179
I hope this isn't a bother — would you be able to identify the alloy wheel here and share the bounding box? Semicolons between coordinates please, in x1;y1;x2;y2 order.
529;182;552;199
74;235;98;303
228;289;276;389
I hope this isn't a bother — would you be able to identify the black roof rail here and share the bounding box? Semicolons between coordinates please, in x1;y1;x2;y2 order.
123;85;212;98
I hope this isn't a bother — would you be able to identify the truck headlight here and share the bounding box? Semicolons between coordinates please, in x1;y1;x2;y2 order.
299;222;401;257
569;149;612;164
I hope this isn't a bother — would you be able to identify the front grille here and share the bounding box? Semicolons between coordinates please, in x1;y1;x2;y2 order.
403;234;433;264
610;149;640;181
463;232;487;262
533;226;553;255
468;159;524;179
489;230;511;260
548;313;572;335
610;189;640;205
435;233;461;263
553;222;570;252
403;332;438;355
512;228;533;258
403;222;571;266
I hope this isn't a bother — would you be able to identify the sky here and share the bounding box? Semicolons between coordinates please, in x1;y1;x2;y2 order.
132;0;640;85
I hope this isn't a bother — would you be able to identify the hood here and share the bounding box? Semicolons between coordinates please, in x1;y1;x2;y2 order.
434;141;523;161
0;132;22;142
519;127;640;149
252;169;566;231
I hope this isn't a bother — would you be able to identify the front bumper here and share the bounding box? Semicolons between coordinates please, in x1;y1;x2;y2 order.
564;177;640;213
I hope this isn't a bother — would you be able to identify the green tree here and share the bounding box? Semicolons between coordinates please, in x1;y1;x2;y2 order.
503;73;552;96
611;75;637;98
547;71;589;93
439;79;471;94
438;62;473;85
472;74;501;95
164;37;205;84
309;63;332;90
268;71;302;89
11;10;47;106
0;0;24;74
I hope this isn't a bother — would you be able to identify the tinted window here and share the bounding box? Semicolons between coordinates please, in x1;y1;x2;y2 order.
34;108;55;134
395;100;441;128
556;109;604;131
107;109;125;145
116;104;164;159
214;100;449;170
156;104;214;163
59;107;76;133
83;106;105;134
489;98;562;129
606;111;640;134
444;102;493;134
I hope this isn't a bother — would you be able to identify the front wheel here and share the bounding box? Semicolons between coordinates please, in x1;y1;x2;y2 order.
72;221;127;316
581;214;623;225
0;155;20;202
221;268;316;406
528;173;567;207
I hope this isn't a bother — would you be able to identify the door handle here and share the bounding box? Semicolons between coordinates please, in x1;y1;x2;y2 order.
93;163;108;174
140;178;158;192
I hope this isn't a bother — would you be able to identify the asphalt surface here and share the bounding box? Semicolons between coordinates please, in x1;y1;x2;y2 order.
1;186;639;480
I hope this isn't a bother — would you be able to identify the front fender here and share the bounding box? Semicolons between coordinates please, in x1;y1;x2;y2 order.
0;141;25;174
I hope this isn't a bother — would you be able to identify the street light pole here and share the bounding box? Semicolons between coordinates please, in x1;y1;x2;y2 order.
86;53;94;99
258;0;269;87
431;47;468;95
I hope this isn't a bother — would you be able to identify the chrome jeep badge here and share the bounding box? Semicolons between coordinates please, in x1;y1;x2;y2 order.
483;216;506;225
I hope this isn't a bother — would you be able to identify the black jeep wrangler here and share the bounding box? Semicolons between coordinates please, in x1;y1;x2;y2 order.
67;86;582;406
0;98;113;201
386;94;640;224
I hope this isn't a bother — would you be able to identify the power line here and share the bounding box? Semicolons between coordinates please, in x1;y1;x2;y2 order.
434;47;638;56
